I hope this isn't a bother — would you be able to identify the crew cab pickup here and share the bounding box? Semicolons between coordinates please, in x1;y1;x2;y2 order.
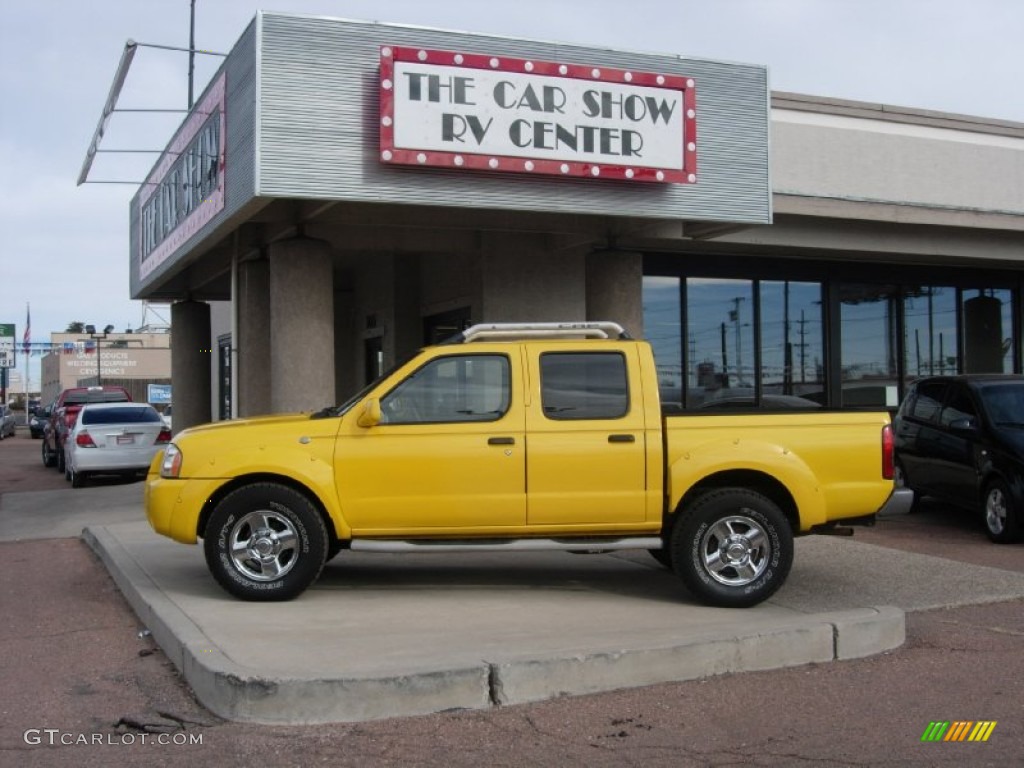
146;322;910;608
42;385;132;472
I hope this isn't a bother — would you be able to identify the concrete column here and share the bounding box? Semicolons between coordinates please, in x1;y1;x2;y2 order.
268;238;335;413
171;300;212;433
480;234;586;322
237;258;271;416
586;250;644;337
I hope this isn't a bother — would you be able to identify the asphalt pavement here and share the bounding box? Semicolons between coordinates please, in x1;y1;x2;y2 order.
2;428;1023;766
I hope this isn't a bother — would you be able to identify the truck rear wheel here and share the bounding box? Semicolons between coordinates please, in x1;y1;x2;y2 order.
671;488;793;608
204;483;328;601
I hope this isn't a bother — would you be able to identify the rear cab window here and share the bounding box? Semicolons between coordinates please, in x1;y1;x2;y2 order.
539;352;629;421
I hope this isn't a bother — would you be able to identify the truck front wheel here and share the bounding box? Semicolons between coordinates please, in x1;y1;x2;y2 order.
204;483;328;601
671;488;793;608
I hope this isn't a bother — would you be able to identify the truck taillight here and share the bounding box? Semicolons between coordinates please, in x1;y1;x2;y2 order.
76;432;96;448
881;423;894;480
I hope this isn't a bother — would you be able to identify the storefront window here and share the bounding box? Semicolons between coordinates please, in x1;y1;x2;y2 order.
760;281;824;405
641;276;682;408
962;289;1014;373
687;278;754;408
903;286;957;385
840;284;899;408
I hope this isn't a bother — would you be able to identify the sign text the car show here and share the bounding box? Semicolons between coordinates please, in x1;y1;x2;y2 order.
380;46;696;183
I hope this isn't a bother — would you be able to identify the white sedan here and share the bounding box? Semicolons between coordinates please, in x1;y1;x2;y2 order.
64;402;172;488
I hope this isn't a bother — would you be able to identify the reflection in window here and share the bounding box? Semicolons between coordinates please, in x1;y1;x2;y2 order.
903;286;957;384
380;355;509;424
910;381;946;422
687;278;754;408
940;387;976;427
760;281;824;405
642;276;682;409
963;289;1013;374
840;284;899;408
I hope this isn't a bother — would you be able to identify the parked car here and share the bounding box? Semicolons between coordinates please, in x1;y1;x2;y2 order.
29;404;50;439
42;385;132;472
0;404;16;439
64;402;172;488
894;374;1024;543
162;404;172;430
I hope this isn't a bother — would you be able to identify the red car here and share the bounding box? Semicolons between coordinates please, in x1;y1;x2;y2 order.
41;386;131;472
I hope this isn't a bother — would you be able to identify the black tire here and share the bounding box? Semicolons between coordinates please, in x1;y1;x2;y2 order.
41;438;56;468
56;445;66;473
204;483;328;601
326;538;344;562
983;478;1022;544
647;547;673;569
70;468;87;488
671;488;794;608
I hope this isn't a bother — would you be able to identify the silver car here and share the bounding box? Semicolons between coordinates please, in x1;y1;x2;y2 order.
64;402;171;487
0;404;16;439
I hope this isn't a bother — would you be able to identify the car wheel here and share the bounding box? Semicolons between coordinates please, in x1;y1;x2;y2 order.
983;478;1022;544
203;483;328;601
893;461;920;513
56;447;66;473
41;439;56;468
70;468;87;488
671;488;793;608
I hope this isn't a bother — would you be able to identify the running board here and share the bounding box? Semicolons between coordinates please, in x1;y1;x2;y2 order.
350;536;663;553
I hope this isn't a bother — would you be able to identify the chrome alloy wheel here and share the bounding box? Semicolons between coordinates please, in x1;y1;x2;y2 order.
229;510;300;581
700;513;770;586
985;486;1007;537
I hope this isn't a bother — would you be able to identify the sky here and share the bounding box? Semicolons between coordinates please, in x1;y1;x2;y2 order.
1;0;1023;392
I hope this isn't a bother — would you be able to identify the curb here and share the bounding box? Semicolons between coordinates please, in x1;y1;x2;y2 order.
84;525;905;724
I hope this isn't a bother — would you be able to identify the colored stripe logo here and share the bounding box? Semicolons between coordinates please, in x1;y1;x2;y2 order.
921;721;997;742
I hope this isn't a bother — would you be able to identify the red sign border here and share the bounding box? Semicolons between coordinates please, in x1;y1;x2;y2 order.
380;45;697;184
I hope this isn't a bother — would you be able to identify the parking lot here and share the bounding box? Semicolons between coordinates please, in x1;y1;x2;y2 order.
2;427;1023;766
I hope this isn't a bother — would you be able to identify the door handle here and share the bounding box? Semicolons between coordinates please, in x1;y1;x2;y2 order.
488;436;515;445
608;434;636;443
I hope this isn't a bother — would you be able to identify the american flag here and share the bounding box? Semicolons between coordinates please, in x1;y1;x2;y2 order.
22;303;30;355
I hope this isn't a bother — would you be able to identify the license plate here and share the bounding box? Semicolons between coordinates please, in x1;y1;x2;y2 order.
116;435;135;445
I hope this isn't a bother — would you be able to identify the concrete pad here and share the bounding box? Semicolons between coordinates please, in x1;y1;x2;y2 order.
81;521;932;725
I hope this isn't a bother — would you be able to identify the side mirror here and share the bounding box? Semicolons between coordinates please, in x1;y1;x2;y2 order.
357;398;382;428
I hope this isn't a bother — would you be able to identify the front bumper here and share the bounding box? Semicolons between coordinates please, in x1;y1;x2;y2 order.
145;474;225;545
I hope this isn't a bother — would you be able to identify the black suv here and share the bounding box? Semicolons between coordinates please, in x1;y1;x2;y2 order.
894;375;1024;543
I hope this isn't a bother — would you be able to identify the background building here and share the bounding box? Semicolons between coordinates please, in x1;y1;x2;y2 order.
40;331;171;406
123;13;1023;432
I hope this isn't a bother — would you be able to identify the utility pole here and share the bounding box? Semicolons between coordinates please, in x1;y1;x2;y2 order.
188;0;197;108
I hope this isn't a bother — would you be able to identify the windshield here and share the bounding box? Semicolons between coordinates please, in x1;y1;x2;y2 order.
979;382;1024;426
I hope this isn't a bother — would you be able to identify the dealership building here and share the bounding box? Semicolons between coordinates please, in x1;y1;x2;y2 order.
128;12;1024;433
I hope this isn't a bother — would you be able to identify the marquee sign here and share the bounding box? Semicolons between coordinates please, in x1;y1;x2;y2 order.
138;73;227;280
379;46;696;183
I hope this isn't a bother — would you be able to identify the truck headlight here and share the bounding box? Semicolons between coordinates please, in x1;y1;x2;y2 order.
160;444;183;478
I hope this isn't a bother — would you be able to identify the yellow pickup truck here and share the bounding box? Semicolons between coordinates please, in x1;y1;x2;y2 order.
146;322;910;608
